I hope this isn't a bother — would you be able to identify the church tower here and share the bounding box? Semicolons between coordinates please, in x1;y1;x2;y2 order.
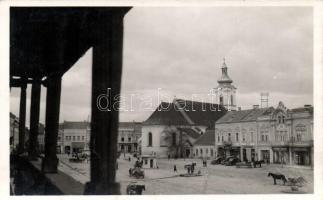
214;59;237;111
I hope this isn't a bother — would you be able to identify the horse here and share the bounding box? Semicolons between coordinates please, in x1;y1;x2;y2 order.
253;160;265;168
268;172;288;185
126;184;146;195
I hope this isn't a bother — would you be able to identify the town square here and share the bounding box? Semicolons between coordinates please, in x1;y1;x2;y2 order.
5;4;318;196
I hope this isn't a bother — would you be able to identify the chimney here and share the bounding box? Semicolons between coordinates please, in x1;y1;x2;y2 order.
253;105;259;109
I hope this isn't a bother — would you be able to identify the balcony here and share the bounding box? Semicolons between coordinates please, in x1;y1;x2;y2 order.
222;140;232;146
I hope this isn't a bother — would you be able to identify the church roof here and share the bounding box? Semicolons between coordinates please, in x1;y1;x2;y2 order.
143;99;227;128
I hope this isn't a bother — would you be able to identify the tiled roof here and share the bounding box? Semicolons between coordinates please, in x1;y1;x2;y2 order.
143;99;227;128
216;107;272;123
177;127;200;139
194;129;215;146
290;106;313;113
60;121;90;129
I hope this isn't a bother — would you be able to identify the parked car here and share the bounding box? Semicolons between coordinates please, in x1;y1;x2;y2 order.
221;156;234;165
224;157;241;166
211;157;224;165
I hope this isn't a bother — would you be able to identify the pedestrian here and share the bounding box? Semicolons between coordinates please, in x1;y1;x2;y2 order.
168;154;170;161
174;165;177;173
188;167;191;174
128;157;131;162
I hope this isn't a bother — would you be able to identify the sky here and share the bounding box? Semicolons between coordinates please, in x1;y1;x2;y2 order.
10;7;313;125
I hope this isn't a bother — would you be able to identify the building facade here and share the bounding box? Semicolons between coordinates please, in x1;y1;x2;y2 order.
118;122;142;153
60;121;90;154
141;99;226;158
215;102;313;166
193;129;216;159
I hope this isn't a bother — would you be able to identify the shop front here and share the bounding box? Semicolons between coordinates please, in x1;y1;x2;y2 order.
291;147;311;166
272;147;289;164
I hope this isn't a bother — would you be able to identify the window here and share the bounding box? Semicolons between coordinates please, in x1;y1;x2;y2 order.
219;96;223;105
222;135;224;142
144;159;148;165
128;137;131;142
278;116;281;123
58;136;61;141
231;95;234;106
66;136;68;140
236;133;239;142
243;134;245;142
211;149;214;157
218;136;220;142
196;149;198;156
206;148;208;155
121;137;124;142
261;135;264;142
148;132;152;146
77;136;80;141
82;136;85;141
282;116;285;123
73;136;75;141
265;135;268;142
251;132;254;142
172;132;176;146
228;133;231;141
200;149;203;155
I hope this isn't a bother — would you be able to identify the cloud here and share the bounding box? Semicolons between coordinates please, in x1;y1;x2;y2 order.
10;7;313;123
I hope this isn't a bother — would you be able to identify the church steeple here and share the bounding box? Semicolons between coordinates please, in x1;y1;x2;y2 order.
218;58;233;84
214;58;237;111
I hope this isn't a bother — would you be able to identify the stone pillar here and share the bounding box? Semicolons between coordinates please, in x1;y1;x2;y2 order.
42;76;61;173
18;82;27;154
28;80;41;159
85;12;126;195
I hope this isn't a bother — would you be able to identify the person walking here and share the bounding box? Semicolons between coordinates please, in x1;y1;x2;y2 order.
174;165;177;173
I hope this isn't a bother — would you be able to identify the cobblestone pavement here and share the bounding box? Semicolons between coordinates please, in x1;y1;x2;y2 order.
57;154;313;194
